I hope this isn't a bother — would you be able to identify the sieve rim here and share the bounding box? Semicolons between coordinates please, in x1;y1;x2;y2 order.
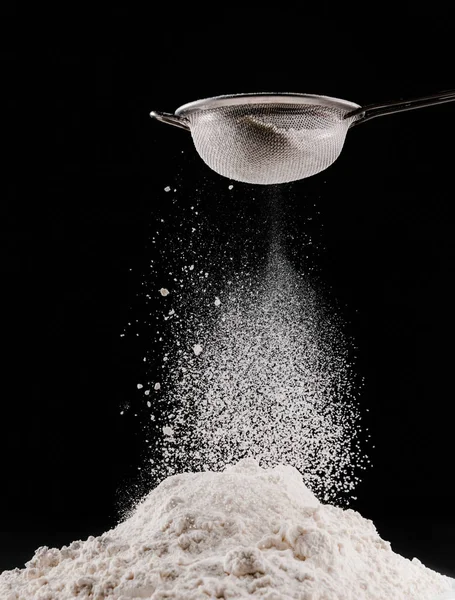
175;93;361;116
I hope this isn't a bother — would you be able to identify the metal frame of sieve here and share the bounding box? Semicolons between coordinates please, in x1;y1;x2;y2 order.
151;93;361;131
151;89;455;131
150;90;455;184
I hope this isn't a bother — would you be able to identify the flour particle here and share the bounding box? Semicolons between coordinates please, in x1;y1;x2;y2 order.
192;343;203;356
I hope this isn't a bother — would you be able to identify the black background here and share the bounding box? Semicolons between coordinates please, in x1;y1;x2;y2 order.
2;17;455;579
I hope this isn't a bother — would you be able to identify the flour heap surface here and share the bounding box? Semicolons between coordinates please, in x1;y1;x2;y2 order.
1;459;453;600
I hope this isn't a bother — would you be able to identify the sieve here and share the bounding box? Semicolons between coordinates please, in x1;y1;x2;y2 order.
151;90;455;185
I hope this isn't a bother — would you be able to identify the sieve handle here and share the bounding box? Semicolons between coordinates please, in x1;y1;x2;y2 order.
346;89;455;126
150;111;191;131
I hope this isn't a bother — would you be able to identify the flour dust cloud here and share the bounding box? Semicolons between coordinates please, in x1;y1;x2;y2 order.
154;241;367;503
125;182;369;506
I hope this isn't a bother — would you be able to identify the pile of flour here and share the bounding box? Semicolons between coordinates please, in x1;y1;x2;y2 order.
1;459;453;600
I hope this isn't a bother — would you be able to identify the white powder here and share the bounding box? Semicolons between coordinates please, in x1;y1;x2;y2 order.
1;459;453;600
192;343;203;356
159;288;169;297
154;243;368;503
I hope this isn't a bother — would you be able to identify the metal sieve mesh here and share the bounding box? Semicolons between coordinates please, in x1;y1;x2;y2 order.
186;103;357;185
153;90;455;185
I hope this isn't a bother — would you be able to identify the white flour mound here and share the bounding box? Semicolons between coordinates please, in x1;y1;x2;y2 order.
1;460;453;600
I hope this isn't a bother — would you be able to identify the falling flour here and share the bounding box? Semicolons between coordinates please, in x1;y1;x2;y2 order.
147;241;368;504
1;459;453;600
